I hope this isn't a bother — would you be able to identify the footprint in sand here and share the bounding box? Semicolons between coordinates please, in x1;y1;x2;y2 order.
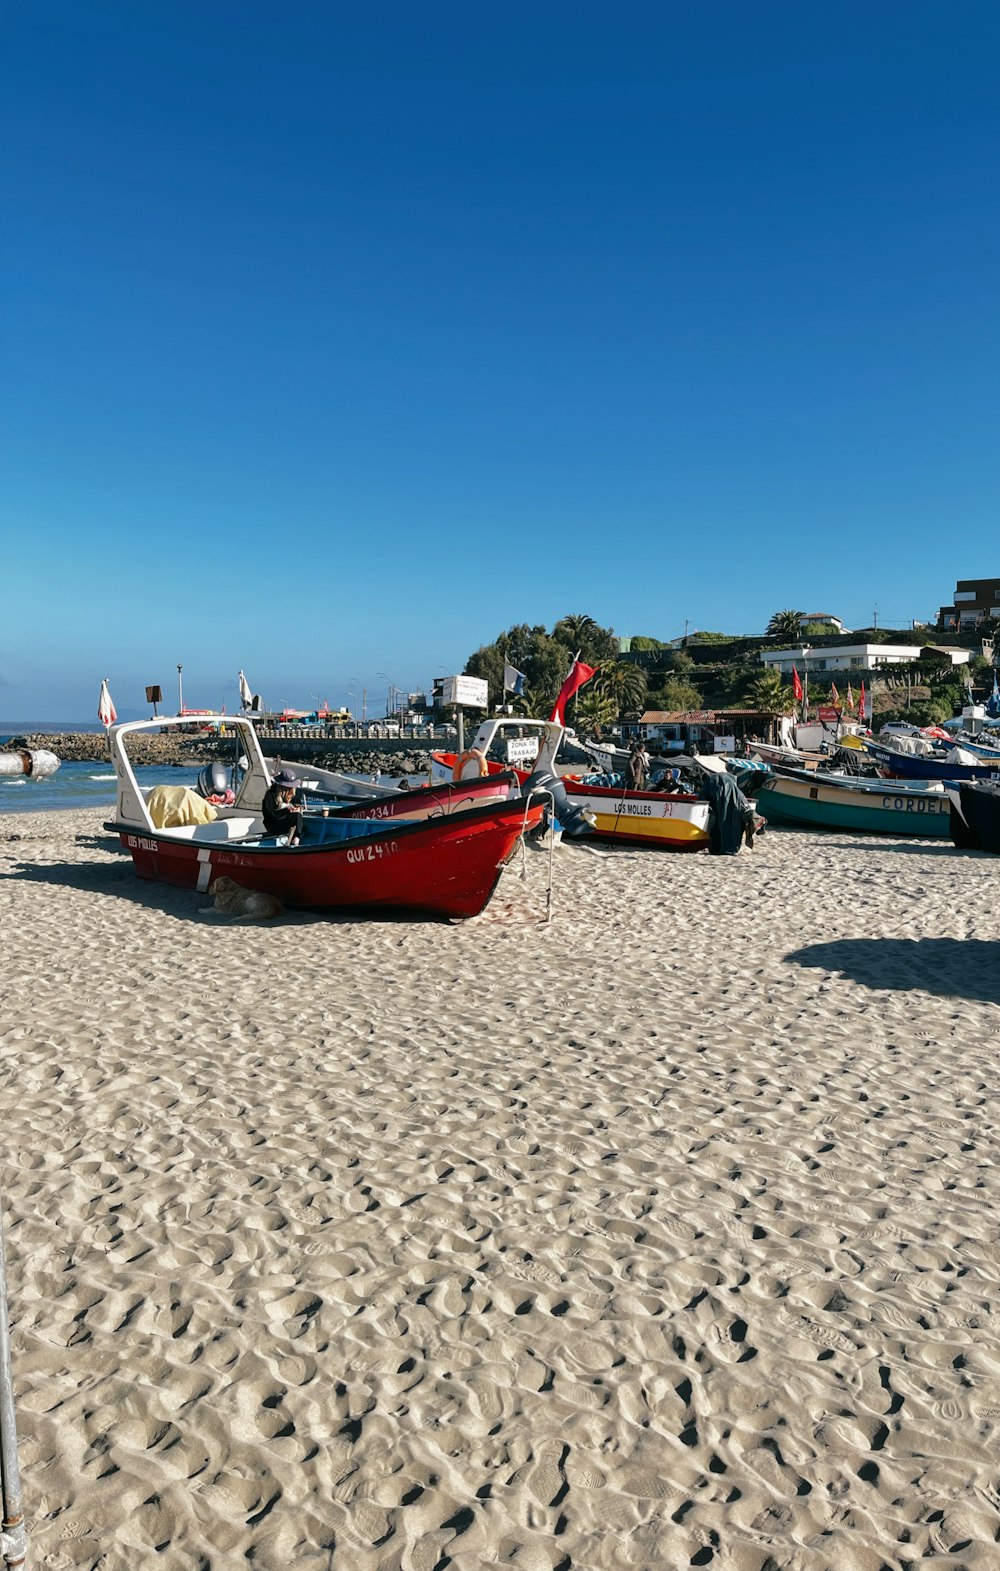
616;1467;683;1502
58;1518;101;1541
526;1442;566;1507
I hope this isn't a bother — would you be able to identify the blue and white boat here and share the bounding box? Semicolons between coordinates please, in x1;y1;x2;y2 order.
863;739;1000;783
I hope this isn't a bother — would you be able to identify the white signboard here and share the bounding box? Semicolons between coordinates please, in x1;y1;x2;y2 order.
506;737;539;763
441;675;488;709
713;735;736;753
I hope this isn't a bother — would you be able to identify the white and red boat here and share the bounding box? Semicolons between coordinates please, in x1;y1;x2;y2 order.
106;716;544;920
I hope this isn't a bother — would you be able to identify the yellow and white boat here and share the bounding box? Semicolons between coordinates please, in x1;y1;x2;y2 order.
563;781;710;850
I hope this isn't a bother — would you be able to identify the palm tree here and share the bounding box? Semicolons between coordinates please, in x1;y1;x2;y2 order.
766;609;804;640
575;688;617;735
743;668;791;710
513;684;551;719
553;612;599;649
595;660;648;724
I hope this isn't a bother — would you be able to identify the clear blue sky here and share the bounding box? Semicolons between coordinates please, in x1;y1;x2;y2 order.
3;1;998;719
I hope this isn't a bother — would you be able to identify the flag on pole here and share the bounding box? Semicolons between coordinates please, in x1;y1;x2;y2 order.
859;681;869;723
830;682;840;706
791;666;803;702
98;679;117;728
549;657;596;725
847;682;856;710
503;662;527;698
238;669;255;710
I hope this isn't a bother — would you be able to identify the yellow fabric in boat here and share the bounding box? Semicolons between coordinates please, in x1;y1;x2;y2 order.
838;734;864;749
146;785;219;828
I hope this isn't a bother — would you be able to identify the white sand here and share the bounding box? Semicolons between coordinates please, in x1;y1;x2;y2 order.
2;807;999;1570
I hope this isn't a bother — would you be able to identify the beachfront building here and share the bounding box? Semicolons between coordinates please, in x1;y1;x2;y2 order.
634;708;783;748
938;577;1000;629
760;643;973;678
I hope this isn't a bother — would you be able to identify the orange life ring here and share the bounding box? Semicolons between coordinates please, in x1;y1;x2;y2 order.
453;748;488;781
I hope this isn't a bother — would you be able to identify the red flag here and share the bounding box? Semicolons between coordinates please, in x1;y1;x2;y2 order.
859;681;868;722
791;666;803;702
830;683;840;706
549;658;596;724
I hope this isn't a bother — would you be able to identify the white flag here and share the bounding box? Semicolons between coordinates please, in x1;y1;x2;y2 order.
98;679;117;728
238;669;254;709
503;662;527;697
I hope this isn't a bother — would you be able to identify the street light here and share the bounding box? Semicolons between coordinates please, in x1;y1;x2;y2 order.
377;673;401;722
177;663;184;715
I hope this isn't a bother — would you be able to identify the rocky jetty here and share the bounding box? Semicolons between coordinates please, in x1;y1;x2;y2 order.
10;733;433;777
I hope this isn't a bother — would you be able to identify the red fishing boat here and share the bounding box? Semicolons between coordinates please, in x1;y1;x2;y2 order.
327;771;519;822
106;717;544;920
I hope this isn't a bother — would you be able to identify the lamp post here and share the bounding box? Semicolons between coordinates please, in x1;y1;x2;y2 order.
378;673;401;727
802;644;811;723
177;664;184;716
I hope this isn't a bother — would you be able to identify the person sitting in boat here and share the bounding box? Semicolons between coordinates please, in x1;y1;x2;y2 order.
263;768;305;844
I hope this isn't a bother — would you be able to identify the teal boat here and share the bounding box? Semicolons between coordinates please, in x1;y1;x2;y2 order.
755;768;951;837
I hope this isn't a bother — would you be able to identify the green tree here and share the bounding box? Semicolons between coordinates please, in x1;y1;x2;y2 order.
595;660;648;722
575;688;617;735
552;613;618;666
647;675;703;711
766;610;804;640
630;634;666;652
513;684;552;720
465;623;568;711
743;668;792;710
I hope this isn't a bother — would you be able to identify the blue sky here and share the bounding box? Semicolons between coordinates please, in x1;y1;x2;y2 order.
3;1;998;719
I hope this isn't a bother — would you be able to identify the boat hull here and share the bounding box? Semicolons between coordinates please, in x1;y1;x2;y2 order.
328;773;516;823
108;797;544;919
756;774;951;836
564;784;710;850
948;782;1000;853
864;741;1000;783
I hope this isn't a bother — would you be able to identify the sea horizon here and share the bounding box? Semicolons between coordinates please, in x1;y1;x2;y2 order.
1;720;111;735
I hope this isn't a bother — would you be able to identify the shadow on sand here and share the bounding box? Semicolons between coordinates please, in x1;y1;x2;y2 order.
786;936;1000;1003
1;856;449;925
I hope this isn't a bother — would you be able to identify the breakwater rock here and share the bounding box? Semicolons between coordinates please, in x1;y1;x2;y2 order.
11;733;435;777
8;732;436;776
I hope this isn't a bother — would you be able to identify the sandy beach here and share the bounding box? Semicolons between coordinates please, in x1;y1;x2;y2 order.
2;806;999;1570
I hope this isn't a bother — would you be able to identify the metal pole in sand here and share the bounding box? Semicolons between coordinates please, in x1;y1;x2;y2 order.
0;1203;26;1569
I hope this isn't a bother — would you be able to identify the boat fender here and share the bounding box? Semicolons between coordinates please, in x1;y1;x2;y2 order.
522;767;594;838
453;748;488;781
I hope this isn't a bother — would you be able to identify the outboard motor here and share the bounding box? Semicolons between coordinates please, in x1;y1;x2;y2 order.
196;760;235;804
522;766;594;839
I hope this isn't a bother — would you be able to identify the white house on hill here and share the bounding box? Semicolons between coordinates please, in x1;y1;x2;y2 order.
760;643;973;677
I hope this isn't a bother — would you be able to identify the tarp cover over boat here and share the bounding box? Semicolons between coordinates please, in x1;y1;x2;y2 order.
950;781;1000;854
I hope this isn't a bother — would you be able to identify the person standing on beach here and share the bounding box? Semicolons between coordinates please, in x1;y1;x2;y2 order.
627;741;650;790
262;768;305;844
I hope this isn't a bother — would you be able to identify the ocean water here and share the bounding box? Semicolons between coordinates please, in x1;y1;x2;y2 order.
0;724;413;815
0;761;203;815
